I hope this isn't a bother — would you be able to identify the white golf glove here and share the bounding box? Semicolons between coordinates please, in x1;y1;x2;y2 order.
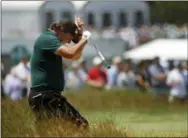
82;31;91;40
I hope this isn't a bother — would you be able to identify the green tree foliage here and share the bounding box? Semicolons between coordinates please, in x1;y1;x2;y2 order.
148;1;188;24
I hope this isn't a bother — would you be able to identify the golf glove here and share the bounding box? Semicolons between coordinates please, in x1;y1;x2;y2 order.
82;31;91;40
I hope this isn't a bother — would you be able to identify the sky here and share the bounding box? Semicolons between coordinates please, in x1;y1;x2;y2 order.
2;1;88;9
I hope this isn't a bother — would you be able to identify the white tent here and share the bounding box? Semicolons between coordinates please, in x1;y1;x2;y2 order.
123;39;188;60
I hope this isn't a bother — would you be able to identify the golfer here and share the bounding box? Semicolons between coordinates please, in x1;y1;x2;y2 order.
28;17;91;128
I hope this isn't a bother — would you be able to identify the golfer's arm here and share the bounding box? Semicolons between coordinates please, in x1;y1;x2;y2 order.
55;39;87;59
72;36;86;60
72;51;82;60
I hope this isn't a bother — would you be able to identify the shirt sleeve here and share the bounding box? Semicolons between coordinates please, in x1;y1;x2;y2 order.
41;35;61;53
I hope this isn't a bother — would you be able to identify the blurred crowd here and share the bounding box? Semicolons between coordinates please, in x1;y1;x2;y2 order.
2;55;187;103
89;23;188;49
1;56;30;101
1;23;187;103
63;56;188;103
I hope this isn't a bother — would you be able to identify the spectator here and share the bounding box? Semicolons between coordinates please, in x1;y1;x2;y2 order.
10;56;30;97
148;57;167;94
3;68;23;101
118;26;138;49
135;60;151;92
63;63;68;70
87;56;107;88
166;63;187;103
65;62;87;90
102;26;116;39
117;63;135;89
106;56;122;90
181;62;188;95
1;62;5;79
160;58;169;73
138;25;152;44
168;60;175;71
79;57;88;74
1;62;6;99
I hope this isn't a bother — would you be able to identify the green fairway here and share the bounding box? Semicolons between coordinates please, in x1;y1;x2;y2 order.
1;88;188;137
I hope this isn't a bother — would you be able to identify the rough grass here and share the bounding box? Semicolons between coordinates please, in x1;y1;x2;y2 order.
1;87;188;137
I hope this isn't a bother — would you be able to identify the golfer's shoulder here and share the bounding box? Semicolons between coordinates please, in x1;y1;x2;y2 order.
35;31;60;48
39;33;58;42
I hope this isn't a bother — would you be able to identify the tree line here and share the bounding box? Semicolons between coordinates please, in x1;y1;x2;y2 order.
147;1;188;24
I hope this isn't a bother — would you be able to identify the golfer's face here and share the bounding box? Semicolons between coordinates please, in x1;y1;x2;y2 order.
60;32;74;43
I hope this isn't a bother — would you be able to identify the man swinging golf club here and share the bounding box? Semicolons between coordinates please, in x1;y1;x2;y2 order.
28;17;91;128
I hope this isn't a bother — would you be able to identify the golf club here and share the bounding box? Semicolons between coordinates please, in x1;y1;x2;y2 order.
92;44;111;69
75;15;110;69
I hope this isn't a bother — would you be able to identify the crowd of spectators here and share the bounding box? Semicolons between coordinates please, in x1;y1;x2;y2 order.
63;56;188;103
1;55;187;103
88;23;188;49
1;23;187;103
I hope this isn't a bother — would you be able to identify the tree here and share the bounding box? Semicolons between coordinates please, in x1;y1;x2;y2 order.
147;1;188;24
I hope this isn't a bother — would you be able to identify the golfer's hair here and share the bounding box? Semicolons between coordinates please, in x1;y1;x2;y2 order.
50;20;78;36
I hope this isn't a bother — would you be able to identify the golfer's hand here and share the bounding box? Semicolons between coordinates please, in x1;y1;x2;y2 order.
82;31;91;40
75;16;84;35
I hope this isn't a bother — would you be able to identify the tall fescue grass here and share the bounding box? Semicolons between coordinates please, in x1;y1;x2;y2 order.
1;87;188;137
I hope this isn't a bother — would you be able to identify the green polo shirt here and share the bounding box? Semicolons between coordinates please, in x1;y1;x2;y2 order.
30;30;64;91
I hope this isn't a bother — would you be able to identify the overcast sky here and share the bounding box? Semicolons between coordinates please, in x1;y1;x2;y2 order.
2;1;88;10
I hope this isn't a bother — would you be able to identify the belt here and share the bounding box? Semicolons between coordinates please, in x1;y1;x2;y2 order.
30;86;61;93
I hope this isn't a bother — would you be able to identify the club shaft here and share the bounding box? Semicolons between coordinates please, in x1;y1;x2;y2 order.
93;45;105;61
92;44;110;69
74;16;111;69
98;51;105;61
